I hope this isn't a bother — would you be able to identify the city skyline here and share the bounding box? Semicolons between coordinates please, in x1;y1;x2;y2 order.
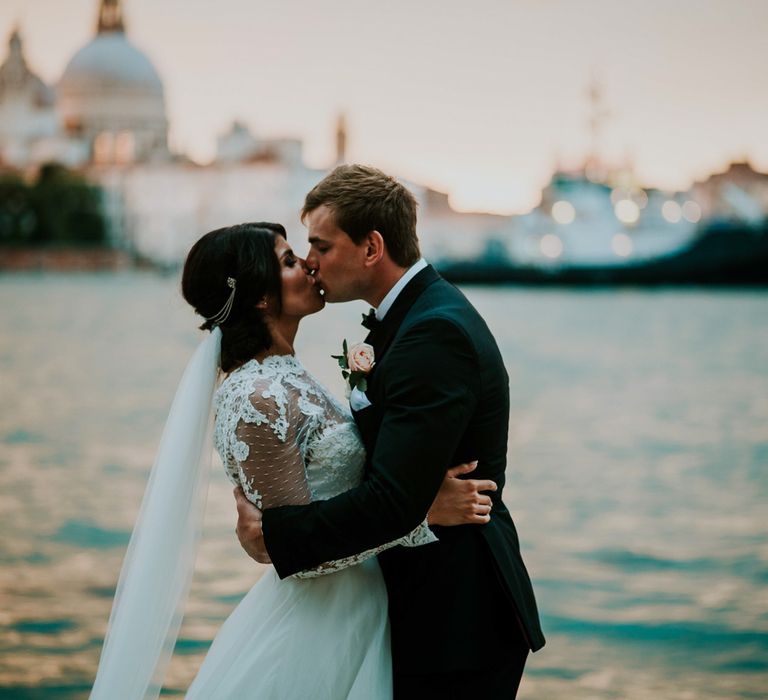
1;0;767;214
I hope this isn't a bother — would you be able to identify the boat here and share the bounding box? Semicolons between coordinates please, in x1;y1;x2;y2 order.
435;167;768;286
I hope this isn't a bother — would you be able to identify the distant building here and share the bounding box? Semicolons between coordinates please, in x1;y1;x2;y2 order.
335;113;347;165
0;29;58;166
0;0;525;265
0;1;169;168
216;121;303;168
58;0;169;165
691;161;768;225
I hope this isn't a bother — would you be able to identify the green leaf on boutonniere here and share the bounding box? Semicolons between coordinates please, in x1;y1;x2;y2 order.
342;338;348;355
331;354;347;368
347;371;368;393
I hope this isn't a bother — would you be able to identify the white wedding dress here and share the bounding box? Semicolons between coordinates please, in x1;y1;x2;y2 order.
185;355;436;699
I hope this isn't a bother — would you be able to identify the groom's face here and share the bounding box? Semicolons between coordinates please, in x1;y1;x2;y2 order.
305;205;368;303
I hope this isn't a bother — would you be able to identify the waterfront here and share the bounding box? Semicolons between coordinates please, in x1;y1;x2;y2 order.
0;273;766;698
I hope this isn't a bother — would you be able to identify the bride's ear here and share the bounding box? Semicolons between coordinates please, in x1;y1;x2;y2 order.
255;297;268;310
363;230;385;267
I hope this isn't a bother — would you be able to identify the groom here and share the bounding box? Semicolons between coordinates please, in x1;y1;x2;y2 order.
236;164;545;697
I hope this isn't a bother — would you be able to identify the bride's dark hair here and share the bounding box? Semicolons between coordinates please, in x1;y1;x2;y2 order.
182;222;286;372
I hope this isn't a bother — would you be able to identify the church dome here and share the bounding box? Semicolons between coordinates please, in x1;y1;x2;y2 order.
58;33;164;97
0;29;55;107
56;0;168;163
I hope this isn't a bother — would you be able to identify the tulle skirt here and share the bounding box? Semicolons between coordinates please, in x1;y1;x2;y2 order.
186;558;392;699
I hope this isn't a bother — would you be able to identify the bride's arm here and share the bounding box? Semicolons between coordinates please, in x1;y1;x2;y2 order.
233;385;438;578
237;462;497;579
231;384;312;510
292;526;434;578
289;462;493;577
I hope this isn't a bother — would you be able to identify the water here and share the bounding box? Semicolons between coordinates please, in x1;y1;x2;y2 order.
1;273;766;699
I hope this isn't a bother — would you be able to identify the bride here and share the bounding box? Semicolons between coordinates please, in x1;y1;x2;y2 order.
90;222;489;699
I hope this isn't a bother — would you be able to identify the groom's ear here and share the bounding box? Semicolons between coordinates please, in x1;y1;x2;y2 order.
362;230;386;267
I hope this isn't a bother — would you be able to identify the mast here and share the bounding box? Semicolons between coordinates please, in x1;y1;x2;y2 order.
586;72;610;179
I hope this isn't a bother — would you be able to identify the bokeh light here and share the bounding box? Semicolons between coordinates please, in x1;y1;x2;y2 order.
540;233;564;259
682;200;702;223
662;200;682;223
552;200;576;224
614;199;640;225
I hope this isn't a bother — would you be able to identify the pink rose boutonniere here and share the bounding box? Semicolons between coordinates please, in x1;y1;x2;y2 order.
332;339;375;395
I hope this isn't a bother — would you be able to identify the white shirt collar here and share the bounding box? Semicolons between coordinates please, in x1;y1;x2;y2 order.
375;258;428;321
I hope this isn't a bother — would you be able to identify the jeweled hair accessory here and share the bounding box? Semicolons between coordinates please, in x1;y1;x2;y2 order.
204;276;237;326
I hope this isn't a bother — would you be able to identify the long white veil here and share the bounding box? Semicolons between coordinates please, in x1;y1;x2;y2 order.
90;327;222;699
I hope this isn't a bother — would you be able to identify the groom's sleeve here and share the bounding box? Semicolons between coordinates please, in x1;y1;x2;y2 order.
262;317;481;578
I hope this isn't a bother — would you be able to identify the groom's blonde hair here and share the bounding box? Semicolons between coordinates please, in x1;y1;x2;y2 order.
302;164;420;268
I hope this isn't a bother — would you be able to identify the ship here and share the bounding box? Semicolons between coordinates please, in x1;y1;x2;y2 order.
435;167;768;286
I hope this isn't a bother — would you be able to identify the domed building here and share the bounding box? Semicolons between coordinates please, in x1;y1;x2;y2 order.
0;28;58;166
57;0;168;164
0;0;496;267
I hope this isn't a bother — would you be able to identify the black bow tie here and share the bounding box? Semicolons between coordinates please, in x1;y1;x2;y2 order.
361;308;380;331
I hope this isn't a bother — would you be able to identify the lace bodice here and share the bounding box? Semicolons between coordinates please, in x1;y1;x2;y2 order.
214;355;436;577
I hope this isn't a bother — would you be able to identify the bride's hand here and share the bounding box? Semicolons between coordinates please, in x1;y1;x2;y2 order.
234;487;272;564
427;461;497;526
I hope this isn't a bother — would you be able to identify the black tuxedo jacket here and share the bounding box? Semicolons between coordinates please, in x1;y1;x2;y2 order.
263;266;545;673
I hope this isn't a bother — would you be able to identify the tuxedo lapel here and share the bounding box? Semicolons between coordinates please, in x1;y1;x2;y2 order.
354;264;440;442
364;265;440;364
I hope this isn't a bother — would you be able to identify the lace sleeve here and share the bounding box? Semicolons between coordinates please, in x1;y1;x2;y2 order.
293;519;437;579
231;381;312;510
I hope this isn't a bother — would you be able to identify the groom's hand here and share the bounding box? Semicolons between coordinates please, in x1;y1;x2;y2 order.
234;487;272;564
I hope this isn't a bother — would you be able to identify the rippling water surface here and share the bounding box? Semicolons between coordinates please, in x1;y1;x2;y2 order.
1;273;766;699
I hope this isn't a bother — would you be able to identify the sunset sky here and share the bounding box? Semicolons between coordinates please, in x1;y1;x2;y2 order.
1;0;767;213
